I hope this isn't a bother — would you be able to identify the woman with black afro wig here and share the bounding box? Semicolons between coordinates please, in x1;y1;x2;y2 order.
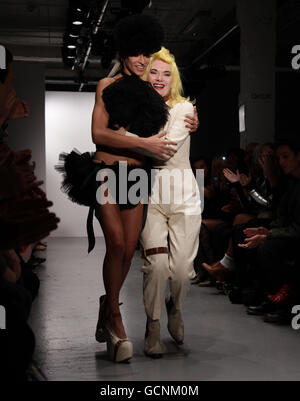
91;14;175;364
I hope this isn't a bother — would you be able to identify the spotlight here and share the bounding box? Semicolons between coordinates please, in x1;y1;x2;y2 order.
64;32;78;49
69;3;85;26
69;0;88;13
62;46;76;67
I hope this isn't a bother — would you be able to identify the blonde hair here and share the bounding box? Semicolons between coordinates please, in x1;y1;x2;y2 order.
142;47;188;108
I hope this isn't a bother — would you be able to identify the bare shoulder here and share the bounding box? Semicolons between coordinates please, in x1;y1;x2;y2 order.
96;73;123;93
96;77;115;94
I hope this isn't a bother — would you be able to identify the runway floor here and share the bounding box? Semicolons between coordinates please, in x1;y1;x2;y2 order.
29;237;300;381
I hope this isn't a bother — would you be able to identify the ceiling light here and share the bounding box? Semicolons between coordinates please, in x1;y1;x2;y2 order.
72;21;83;25
67;45;76;49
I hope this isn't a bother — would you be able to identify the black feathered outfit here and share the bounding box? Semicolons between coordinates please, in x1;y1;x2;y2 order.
56;74;169;252
101;74;169;138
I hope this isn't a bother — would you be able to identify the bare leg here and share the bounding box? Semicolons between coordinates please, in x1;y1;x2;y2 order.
96;202;144;339
119;202;144;286
96;202;126;338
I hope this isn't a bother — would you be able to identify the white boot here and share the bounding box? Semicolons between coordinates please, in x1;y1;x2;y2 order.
144;319;163;358
166;298;184;345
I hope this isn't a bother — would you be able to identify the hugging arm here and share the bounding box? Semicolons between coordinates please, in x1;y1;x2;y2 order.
162;102;194;161
92;79;176;160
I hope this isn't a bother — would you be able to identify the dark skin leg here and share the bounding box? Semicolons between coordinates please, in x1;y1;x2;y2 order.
96;202;144;339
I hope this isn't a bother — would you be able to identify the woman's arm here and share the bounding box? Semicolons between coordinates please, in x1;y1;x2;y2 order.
92;79;176;160
161;102;194;161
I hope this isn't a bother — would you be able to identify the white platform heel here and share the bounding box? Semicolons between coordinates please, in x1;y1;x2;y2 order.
105;313;133;363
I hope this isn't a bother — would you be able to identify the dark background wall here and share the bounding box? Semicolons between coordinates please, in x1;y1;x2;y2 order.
187;70;240;161
186;67;300;164
7;62;46;185
275;71;300;144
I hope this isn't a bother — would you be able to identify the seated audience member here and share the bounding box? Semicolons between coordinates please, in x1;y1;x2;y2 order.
244;142;259;170
202;143;281;284
231;142;300;317
193;149;249;285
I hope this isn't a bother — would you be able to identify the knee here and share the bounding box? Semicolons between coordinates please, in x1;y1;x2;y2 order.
258;239;280;264
143;253;170;280
171;263;191;283
233;213;253;226
106;234;125;257
258;239;271;258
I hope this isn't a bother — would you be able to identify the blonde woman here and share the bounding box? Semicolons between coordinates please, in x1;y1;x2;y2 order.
140;48;202;358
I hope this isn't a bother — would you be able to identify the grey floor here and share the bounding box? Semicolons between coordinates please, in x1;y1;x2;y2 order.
29;237;300;381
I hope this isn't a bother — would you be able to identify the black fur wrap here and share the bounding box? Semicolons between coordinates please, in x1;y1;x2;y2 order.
102;74;169;137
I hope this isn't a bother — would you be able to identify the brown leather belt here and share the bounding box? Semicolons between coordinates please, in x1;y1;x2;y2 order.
143;247;168;258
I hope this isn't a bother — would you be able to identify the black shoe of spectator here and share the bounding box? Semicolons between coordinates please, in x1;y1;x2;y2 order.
263;308;292;325
191;273;202;284
30;256;46;265
216;281;226;294
198;279;215;287
242;289;265;307
228;287;244;304
26;257;46;270
191;269;208;284
247;300;278;316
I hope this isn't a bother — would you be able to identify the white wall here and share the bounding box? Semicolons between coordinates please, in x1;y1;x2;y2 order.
46;91;103;237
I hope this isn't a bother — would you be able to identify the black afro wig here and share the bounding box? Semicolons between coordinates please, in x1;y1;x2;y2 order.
114;14;164;58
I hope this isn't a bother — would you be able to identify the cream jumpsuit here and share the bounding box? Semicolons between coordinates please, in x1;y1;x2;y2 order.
140;101;202;321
